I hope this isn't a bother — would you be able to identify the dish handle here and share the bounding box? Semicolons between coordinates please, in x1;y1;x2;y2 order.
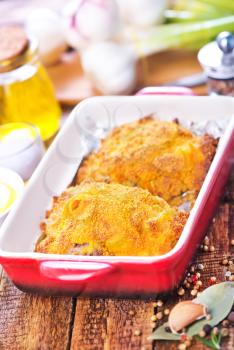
39;260;116;282
136;86;195;96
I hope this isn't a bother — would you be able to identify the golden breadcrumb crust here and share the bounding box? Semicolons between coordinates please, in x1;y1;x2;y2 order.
77;117;217;203
36;182;188;256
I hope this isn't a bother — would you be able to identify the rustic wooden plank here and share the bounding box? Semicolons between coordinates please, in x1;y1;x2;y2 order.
153;203;234;350
71;298;154;350
0;273;74;350
224;169;234;202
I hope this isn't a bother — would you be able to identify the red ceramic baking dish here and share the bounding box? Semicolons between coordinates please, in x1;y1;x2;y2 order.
0;94;234;297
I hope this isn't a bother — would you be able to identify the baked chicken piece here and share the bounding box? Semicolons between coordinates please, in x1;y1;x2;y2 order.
77;117;216;203
36;182;188;256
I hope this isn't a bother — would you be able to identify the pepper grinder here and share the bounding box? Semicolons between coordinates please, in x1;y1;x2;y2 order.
198;31;234;96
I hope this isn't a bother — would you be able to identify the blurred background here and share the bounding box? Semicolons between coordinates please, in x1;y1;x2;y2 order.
0;0;233;220
1;0;233;105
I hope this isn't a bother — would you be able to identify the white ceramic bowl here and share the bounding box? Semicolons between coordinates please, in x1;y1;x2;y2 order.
0;167;24;225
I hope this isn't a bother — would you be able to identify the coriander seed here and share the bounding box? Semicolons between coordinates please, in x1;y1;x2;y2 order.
221;328;229;337
222;258;229;265
157;300;163;307
198;330;206;337
156;312;163;320
191;289;198;296
177;287;185;296
198;263;204;270
134;330;141;336
213;327;219;335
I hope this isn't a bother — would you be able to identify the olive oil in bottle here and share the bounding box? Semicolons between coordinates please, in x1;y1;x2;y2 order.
0;26;61;141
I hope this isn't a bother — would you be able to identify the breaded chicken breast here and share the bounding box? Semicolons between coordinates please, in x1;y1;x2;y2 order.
77;117;216;203
36;182;188;256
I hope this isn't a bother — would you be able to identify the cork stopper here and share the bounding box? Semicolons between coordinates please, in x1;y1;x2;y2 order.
0;26;28;62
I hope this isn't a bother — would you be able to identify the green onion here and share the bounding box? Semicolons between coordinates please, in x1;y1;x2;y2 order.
126;16;234;57
201;0;234;12
165;9;224;23
173;0;232;14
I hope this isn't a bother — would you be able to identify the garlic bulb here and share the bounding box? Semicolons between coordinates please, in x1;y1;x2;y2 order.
25;8;67;65
116;0;168;28
80;41;137;95
63;0;120;49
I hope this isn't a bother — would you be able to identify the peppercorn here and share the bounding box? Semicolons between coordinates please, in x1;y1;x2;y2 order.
180;334;188;342
222;320;229;327
203;324;212;335
185;339;192;347
209;276;217;285
165;326;172;333
191;274;198;283
227;311;234;324
190;266;195;273
222;258;229;265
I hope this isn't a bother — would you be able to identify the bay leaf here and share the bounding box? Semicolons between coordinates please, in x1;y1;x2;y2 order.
187;282;234;337
148;322;180;341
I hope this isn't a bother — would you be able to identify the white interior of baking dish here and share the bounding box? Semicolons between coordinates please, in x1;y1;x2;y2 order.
0;95;233;260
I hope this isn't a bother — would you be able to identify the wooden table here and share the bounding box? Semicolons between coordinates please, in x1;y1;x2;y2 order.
0;1;233;349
